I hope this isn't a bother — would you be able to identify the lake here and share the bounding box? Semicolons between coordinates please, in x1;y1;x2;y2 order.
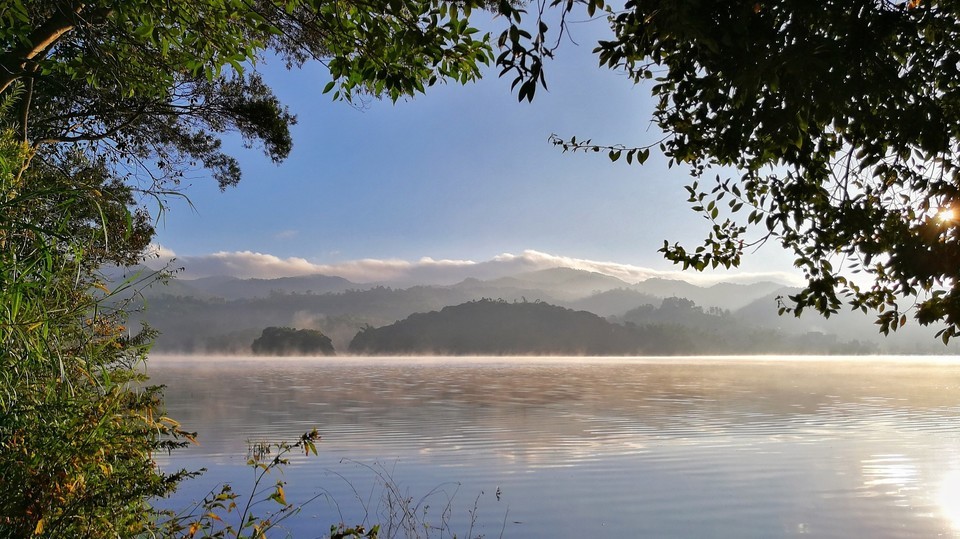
149;356;960;538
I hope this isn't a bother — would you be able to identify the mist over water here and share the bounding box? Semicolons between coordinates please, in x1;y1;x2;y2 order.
150;356;960;538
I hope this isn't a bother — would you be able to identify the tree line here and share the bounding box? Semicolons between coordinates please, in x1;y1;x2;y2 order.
346;298;877;356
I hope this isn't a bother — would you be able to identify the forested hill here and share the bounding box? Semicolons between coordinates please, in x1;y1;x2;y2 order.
346;299;883;356
348;299;643;355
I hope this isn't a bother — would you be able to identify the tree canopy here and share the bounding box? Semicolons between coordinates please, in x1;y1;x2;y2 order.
2;0;492;191
252;326;336;355
501;0;960;341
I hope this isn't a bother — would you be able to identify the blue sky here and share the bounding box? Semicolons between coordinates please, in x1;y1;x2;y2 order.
149;15;801;285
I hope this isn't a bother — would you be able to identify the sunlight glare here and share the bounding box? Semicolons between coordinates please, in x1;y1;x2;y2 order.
937;207;957;223
938;468;960;530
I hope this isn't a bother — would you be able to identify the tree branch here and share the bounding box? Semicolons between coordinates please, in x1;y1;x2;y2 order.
0;4;113;94
20;68;34;142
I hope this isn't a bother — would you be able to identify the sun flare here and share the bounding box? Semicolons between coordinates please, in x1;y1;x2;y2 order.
937;207;957;223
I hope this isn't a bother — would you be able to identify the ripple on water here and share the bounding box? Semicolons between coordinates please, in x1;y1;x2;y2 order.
150;356;960;538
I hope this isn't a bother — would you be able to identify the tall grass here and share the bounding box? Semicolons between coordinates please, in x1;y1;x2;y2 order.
0;130;194;537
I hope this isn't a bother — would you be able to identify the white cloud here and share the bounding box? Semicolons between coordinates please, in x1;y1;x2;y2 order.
147;247;803;286
146;243;177;263
485;251;804;287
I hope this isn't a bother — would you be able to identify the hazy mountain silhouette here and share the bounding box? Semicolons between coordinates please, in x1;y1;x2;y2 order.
348;299;646;355
631;278;784;310
129;267;958;355
188;274;359;300
445;277;563;304
137;285;480;353
561;288;662;317
347;299;882;356
734;288;958;354
480;268;632;300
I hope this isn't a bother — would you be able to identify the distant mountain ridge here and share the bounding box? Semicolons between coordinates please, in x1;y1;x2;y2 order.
631;278;785;310
124;266;960;355
188;274;359;300
479;268;631;299
134;267;794;353
140;266;787;306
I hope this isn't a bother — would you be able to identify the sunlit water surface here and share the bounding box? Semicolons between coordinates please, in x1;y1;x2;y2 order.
149;356;960;538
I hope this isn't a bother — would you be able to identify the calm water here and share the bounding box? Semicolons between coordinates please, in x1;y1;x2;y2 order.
149;356;960;538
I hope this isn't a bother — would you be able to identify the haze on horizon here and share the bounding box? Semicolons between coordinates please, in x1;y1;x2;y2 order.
146;246;804;287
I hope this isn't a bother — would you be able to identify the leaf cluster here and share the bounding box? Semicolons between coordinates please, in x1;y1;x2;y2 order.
152;429;325;538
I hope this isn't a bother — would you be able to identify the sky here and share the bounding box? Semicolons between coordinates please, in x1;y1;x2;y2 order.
148;13;803;286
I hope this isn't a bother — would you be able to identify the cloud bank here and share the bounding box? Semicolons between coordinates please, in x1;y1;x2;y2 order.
148;246;803;287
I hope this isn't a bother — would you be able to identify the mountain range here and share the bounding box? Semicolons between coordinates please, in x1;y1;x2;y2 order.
112;266;959;355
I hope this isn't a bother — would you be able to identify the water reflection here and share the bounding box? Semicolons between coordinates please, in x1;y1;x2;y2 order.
149;356;960;538
940;468;960;530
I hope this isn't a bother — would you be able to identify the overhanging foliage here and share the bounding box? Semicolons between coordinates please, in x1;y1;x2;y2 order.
500;0;960;341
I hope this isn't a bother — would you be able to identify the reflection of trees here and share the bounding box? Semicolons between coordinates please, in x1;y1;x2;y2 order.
151;359;960;456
